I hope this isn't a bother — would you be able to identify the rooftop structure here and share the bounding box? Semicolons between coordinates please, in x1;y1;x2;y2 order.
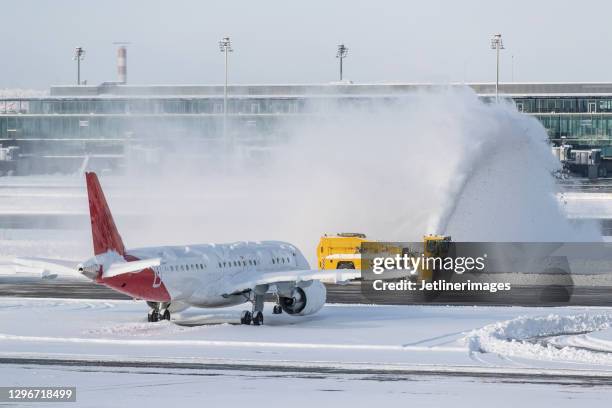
3;81;612;174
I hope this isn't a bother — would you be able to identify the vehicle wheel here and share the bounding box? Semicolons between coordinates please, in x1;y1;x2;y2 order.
240;310;252;325
252;311;264;326
162;309;171;321
337;262;355;269
273;304;282;314
149;310;160;322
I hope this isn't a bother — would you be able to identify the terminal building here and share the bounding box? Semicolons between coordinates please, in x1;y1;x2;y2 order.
2;82;612;175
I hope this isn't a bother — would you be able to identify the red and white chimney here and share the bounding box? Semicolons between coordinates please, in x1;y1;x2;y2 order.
117;46;127;84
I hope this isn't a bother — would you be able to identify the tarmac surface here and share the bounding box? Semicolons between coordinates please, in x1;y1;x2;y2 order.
0;277;610;306
1;356;610;385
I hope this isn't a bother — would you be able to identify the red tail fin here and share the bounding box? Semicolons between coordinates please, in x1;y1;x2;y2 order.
85;172;125;256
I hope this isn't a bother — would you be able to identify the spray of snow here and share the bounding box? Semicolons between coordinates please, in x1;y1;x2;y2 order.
464;313;612;365
112;88;598;263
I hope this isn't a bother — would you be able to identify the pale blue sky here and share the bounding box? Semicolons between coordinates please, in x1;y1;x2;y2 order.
1;0;610;88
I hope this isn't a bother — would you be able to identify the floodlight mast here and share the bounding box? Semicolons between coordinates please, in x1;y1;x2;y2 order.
336;44;349;81
73;47;86;85
490;34;504;102
219;37;233;144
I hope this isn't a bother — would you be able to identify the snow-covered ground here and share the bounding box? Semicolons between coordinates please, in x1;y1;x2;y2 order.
1;299;612;406
561;191;612;219
2;175;612;405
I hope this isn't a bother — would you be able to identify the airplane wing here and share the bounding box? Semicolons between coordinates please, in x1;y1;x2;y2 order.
222;268;361;296
13;257;82;279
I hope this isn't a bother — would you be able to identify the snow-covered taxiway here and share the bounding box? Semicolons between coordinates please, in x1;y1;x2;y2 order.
1;298;612;407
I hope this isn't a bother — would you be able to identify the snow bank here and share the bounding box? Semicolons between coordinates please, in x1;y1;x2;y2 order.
465;313;612;365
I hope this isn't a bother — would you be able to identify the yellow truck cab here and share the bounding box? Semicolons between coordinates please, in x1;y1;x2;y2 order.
318;233;451;276
420;234;452;282
317;233;369;270
317;233;403;270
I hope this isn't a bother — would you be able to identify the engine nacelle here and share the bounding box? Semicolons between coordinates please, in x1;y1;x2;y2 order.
279;280;326;316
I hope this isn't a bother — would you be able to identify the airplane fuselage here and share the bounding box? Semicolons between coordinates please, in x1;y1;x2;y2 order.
89;241;310;308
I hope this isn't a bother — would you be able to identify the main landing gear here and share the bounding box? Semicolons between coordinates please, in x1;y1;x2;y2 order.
147;302;171;322
240;310;252;325
240;293;281;325
147;309;170;322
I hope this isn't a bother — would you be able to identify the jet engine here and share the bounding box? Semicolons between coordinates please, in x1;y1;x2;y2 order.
279;280;326;315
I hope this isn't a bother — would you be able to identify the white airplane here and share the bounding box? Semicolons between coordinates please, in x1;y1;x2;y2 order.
15;172;359;325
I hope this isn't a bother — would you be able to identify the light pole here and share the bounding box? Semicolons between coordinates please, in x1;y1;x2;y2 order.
336;44;349;81
490;34;504;102
218;37;233;143
73;47;86;85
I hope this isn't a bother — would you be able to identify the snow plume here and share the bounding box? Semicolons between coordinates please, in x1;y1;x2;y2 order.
117;88;599;262
464;313;612;365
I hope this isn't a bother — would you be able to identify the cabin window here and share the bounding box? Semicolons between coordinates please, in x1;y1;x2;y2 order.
218;262;222;268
